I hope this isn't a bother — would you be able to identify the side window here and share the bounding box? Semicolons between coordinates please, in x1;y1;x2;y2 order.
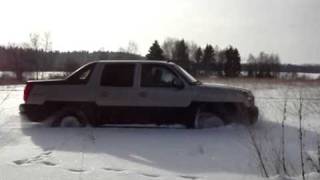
141;64;178;87
79;69;91;80
101;64;135;87
67;63;95;84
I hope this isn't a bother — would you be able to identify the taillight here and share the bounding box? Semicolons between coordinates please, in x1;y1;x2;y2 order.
23;83;33;102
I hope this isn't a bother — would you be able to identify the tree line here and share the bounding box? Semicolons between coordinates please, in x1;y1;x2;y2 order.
145;38;283;78
0;34;319;81
0;46;143;81
0;33;143;81
245;52;281;78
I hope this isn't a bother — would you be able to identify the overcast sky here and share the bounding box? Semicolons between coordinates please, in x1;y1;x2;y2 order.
0;0;319;64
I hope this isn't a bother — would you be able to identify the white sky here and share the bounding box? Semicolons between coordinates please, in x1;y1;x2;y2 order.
0;0;319;64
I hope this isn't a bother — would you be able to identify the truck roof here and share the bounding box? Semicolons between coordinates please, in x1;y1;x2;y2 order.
94;60;175;64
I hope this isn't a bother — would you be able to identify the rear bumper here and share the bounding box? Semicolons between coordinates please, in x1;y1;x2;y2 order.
19;104;48;122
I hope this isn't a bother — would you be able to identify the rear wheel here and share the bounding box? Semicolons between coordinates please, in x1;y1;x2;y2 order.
51;107;88;127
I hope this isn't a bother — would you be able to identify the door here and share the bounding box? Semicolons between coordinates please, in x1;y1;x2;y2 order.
137;64;192;124
96;63;139;124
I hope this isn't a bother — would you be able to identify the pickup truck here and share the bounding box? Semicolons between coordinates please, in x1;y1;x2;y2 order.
19;60;258;128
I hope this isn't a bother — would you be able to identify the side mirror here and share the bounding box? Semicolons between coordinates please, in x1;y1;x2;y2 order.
172;78;185;89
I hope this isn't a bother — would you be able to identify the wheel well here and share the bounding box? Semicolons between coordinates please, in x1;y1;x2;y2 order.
43;101;97;124
190;101;243;123
191;101;240;112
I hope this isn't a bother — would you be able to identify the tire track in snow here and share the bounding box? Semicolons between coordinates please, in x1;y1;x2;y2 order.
41;129;85;173
9;128;92;174
0;92;11;116
60;130;92;179
68;168;86;173
256;97;320;101
102;167;125;172
138;172;160;178
0;89;22;91
0;90;21;127
63;129;101;177
0;128;22;154
0;89;33;153
13;151;54;166
79;142;86;180
0;119;14;129
0;90;22;152
179;175;201;180
0;92;10;106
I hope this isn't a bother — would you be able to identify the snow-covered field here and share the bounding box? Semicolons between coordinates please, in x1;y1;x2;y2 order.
0;79;319;180
0;71;67;80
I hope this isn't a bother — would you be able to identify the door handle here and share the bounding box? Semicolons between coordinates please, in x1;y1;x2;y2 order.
138;91;147;98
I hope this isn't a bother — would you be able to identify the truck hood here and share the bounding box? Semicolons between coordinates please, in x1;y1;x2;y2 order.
198;83;251;94
191;83;254;105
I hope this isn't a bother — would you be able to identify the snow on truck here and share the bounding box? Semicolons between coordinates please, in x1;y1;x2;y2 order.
19;60;258;128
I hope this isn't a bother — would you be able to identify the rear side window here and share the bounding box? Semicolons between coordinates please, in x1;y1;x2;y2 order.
101;64;135;87
67;63;95;84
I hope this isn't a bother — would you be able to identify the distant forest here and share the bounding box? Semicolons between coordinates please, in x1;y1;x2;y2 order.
0;33;319;81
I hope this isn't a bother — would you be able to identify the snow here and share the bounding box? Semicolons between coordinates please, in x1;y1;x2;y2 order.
0;71;66;80
0;80;320;180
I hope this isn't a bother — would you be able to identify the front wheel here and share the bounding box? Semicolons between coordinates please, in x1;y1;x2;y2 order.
248;106;259;125
187;106;224;129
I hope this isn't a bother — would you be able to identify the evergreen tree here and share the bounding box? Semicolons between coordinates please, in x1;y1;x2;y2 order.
194;47;202;63
173;40;189;62
247;54;256;77
217;50;226;76
224;46;241;77
146;40;165;60
202;44;215;65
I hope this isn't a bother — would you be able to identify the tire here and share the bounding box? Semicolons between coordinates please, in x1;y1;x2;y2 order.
248;106;259;125
188;105;224;129
235;104;259;125
51;107;88;127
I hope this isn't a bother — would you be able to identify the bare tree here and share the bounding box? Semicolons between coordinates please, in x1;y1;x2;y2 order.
127;40;138;54
162;37;178;60
29;33;40;79
29;33;40;50
247;52;281;78
42;32;52;52
118;47;126;53
186;41;198;62
21;42;31;49
39;32;53;79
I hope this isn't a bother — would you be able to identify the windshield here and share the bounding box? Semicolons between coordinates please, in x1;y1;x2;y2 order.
173;64;201;85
